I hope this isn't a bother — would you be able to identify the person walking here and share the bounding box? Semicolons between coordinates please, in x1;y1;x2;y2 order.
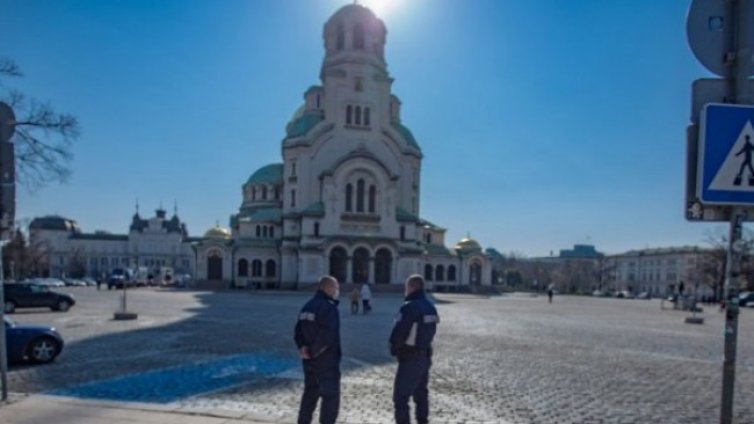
389;274;439;424
350;286;360;314
360;282;372;314
294;276;342;424
547;287;553;304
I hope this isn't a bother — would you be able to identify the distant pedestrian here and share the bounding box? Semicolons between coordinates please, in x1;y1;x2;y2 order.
547;288;553;304
360;283;372;314
96;279;102;290
350;287;360;314
294;276;341;424
390;274;439;424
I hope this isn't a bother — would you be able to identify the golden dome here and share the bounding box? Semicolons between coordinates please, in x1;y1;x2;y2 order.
455;237;481;251
204;225;231;240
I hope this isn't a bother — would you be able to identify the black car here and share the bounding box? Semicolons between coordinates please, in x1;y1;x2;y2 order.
5;316;64;363
4;283;76;313
739;292;754;307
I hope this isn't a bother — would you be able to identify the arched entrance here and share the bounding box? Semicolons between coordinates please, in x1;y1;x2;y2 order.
352;247;370;283
207;251;223;280
329;247;348;283
469;261;482;286
375;248;392;285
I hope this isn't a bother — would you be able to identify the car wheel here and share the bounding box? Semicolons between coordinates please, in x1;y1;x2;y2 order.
27;337;60;364
4;300;15;313
56;300;71;312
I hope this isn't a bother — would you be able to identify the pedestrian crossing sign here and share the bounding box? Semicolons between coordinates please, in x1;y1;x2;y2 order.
698;103;754;205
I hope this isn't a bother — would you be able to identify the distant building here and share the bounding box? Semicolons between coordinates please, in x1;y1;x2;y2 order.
559;244;603;259
29;208;196;279
605;246;717;297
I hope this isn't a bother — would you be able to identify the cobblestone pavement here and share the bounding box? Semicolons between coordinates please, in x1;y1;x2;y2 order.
5;287;754;423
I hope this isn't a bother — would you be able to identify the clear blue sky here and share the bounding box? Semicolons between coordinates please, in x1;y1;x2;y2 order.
0;0;723;256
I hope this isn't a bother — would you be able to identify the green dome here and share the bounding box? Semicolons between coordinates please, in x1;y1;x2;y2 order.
392;123;421;151
246;163;283;185
286;113;324;139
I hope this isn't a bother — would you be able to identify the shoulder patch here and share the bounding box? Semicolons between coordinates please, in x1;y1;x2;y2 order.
299;312;316;321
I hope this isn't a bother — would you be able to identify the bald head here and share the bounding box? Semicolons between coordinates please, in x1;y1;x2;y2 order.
318;275;340;299
405;274;424;296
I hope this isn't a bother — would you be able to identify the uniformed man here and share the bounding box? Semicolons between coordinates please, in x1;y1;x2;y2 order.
390;274;439;424
294;276;342;424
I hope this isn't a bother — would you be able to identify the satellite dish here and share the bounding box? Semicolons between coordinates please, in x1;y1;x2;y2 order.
0;102;15;143
687;0;754;77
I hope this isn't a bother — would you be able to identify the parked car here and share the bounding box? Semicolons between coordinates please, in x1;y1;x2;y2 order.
4;316;64;364
739;292;754;307
64;278;87;287
4;283;76;313
82;277;97;286
615;291;634;299
107;275;137;289
636;291;651;300
32;278;66;288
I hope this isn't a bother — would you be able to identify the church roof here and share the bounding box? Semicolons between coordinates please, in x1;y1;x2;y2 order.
71;233;128;241
301;202;325;217
29;216;81;233
396;207;419;223
246;163;283;185
424;244;456;257
392;123;421;151
204;225;231;240
285;113;324;139
249;207;282;222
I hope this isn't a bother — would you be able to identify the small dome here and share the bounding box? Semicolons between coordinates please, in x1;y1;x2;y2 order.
245;163;283;185
204;225;231;240
29;216;81;233
455;237;481;251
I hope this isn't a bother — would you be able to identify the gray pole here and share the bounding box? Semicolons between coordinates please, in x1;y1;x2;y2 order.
0;240;9;401
720;1;750;423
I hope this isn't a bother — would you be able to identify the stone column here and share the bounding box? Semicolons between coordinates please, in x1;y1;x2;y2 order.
347;256;353;284
368;257;375;284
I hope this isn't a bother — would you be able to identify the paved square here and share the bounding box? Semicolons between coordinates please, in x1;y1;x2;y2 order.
5;287;754;423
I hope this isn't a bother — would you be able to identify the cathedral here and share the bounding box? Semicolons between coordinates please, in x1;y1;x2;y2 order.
29;4;491;290
194;4;490;289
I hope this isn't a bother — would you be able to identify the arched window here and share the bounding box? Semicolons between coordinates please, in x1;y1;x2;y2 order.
252;187;256;200
238;259;249;277
356;179;365;212
355;106;362;125
269;226;275;238
436;265;445;282
353;22;365;49
346;105;352;125
262;186;268;200
252;260;262;277
346;184;353;212
275;186;280;200
364;107;370;126
448;265;457;281
400;226;406;241
255;225;261;238
336;23;345;50
263;226;268;238
424;264;434;281
266;259;276;277
368;185;376;213
314;222;320;237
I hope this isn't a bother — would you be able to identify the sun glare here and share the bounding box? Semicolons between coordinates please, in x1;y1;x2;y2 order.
359;0;399;18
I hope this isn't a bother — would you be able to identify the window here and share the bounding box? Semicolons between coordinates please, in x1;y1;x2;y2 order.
262;186;268;200
425;233;432;244
353;22;364;49
266;259;277;277
252;260;262;277
424;264;433;281
356;179;365;212
448;265;457;281
355;106;361;125
364;107;370;126
291;189;296;208
238;259;249;277
346;105;352;125
346;184;353;212
275;186;280;200
336;23;345;50
269;226;275;238
252;187;256;201
263;226;268;238
368;185;376;213
314;222;320;237
400;226;405;241
291;161;297;176
256;225;261;238
436;265;445;282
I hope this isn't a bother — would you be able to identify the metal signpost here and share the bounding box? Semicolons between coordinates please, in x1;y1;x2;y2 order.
0;102;16;401
686;0;754;422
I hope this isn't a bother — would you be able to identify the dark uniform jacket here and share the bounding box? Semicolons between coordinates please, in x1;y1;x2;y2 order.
389;290;439;358
295;290;341;361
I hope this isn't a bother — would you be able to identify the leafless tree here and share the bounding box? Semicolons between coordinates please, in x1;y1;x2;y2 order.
0;57;80;189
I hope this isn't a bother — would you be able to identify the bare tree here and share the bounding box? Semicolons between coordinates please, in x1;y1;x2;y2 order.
0;57;80;188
